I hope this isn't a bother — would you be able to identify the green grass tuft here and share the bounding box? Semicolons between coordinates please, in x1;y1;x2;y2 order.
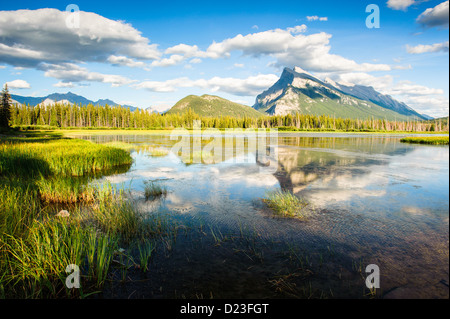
144;181;168;201
263;189;309;219
400;136;449;145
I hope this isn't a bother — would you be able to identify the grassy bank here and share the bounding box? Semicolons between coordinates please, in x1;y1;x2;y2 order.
400;136;449;145
0;133;174;298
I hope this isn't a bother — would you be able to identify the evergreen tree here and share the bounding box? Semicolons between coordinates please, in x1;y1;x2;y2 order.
0;84;12;128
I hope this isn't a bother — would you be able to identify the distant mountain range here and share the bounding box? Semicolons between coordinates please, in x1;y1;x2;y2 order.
253;67;431;120
9;67;433;121
10;92;137;111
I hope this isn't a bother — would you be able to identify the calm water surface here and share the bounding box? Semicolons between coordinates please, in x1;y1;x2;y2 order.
76;132;449;298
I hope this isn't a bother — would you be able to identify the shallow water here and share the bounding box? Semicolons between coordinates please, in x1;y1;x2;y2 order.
76;132;449;298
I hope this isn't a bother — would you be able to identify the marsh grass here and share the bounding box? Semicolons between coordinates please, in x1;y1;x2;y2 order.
144;181;168;201
36;175;97;204
0;182;174;298
102;141;135;151
400;136;449;145
262;189;309;219
137;240;155;272
147;147;170;157
0;135;174;298
0;138;132;178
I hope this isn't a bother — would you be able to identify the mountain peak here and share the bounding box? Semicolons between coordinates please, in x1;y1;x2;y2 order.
293;66;310;75
253;66;428;120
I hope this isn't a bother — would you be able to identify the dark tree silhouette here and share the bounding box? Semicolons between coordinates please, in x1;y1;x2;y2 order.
0;84;12;129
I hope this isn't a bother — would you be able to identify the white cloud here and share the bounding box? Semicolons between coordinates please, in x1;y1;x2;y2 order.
132;77;191;92
416;1;449;28
190;58;202;64
201;74;279;96
388;80;444;96
233;63;244;68
165;44;202;57
40;63;135;87
392;64;413;70
5;79;31;89
387;0;417;11
0;8;161;68
204;26;391;73
400;95;449;118
53;81;75;88
133;74;279;96
151;54;185;67
406;41;449;54
0;65;6;69
107;55;146;68
328;72;394;91
286;25;308;33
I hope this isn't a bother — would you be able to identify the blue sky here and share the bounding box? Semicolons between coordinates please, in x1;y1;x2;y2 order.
0;0;448;117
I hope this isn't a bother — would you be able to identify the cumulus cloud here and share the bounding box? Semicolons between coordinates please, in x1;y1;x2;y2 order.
416;1;449;28
133;74;279;96
39;63;135;87
0;8;161;68
387;0;417;11
203;26;391;73
400;95;449;118
165;44;203;57
131;77;191;93
53;82;75;88
388;80;444;96
5;79;31;89
406;41;449;54
151;54;185;67
107;55;146;68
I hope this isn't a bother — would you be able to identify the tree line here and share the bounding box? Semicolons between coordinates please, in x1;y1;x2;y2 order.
5;96;449;132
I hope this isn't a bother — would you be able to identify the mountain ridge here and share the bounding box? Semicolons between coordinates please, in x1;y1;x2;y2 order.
10;92;137;111
253;67;431;120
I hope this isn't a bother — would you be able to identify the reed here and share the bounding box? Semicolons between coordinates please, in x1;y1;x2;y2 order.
0;138;132;178
144;181;167;201
137;240;155;272
0;135;173;298
262;189;309;219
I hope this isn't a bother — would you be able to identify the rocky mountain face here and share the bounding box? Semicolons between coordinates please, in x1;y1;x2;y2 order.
253;67;429;120
323;77;426;119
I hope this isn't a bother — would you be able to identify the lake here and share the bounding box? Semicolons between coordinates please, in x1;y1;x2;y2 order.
74;132;449;299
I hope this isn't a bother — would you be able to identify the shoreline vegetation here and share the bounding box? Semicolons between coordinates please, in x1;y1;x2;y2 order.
7;102;449;133
0;131;177;298
400;136;449;145
5;126;449;136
